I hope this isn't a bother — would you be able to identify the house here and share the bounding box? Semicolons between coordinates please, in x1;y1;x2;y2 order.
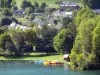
63;54;70;61
33;18;46;28
53;10;73;17
8;22;31;31
34;13;42;16
59;2;80;10
13;10;24;15
93;9;100;14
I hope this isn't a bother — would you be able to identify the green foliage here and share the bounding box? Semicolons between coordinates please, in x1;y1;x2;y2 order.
53;29;69;54
24;28;37;46
2;8;12;16
25;7;34;15
0;0;4;8
92;22;100;62
4;0;12;8
40;2;46;9
62;17;72;28
11;0;16;7
0;32;16;55
0;0;16;8
28;13;35;21
70;7;100;69
75;7;95;26
34;1;39;7
21;0;34;10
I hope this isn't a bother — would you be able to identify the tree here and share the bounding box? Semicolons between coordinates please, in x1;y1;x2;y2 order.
28;13;35;21
0;32;16;56
21;0;34;10
11;0;16;7
75;7;95;26
11;6;18;11
24;28;37;46
40;2;46;9
53;29;70;54
34;1;39;7
4;0;12;8
2;8;12;16
0;0;15;8
25;7;34;15
12;31;26;56
62;17;72;28
70;7;100;69
92;23;100;62
0;0;4;8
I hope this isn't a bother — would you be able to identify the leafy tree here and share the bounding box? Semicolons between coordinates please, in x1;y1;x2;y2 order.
53;29;70;54
92;23;100;62
62;17;72;28
21;0;34;10
2;8;12;16
0;0;4;8
25;7;34;15
70;8;99;69
4;0;12;8
11;6;18;11
0;16;12;26
12;31;26;56
40;2;46;9
11;0;16;7
82;0;89;7
75;7;95;26
24;28;37;46
28;13;35;21
0;0;15;8
34;1;39;7
0;32;16;56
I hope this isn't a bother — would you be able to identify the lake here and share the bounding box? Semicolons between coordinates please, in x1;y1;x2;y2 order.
0;61;100;75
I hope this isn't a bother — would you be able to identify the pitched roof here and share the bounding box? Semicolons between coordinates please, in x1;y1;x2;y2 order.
33;18;45;26
60;2;77;7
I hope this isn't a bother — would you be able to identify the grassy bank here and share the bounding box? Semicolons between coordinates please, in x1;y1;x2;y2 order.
0;54;63;61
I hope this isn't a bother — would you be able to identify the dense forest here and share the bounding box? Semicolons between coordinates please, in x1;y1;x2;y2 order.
0;0;100;70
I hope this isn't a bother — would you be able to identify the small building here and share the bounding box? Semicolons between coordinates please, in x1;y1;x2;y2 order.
93;9;100;14
53;10;73;17
8;22;31;31
59;2;80;10
63;54;70;61
34;13;42;16
33;18;46;28
13;10;24;15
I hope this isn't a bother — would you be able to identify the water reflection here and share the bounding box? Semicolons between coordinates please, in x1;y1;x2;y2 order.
0;61;100;75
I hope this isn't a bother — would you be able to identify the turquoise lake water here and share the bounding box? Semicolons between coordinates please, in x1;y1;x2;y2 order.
0;61;100;75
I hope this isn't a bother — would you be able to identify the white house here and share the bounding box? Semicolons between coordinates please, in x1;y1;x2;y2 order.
93;9;100;14
8;22;31;31
59;2;80;10
53;10;73;17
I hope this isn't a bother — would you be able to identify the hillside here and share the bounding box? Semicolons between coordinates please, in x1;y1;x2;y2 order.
15;0;82;8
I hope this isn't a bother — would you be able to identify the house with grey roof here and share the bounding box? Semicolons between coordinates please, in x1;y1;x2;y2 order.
33;18;46;28
53;10;73;18
93;9;100;14
59;2;80;10
8;22;31;31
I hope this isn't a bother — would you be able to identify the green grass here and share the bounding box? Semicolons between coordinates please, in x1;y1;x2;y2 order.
15;0;82;9
0;55;63;61
16;18;28;22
